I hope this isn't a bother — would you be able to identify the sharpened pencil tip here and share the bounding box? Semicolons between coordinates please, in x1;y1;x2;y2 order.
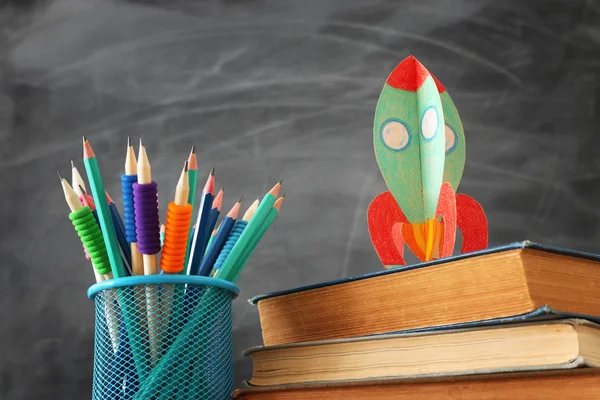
57;171;63;181
79;184;86;194
82;135;87;144
282;193;286;198
239;195;244;202
70;160;75;168
139;137;143;147
191;144;196;154
105;190;114;204
184;160;189;172
220;185;225;192
278;180;283;185
211;166;215;176
127;136;131;147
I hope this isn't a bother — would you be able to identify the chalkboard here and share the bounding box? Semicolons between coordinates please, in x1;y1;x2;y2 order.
1;0;600;398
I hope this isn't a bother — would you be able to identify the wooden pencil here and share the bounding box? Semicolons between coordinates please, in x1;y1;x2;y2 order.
184;146;198;268
200;197;242;277
159;161;192;364
137;140;158;276
216;182;281;283
71;160;88;197
136;139;162;365
126;138;145;277
205;223;220;256
187;145;198;206
60;173;109;281
205;185;224;248
122;139;150;377
82;138;127;278
105;190;132;274
211;198;259;276
59;172;120;352
186;168;215;275
235;194;285;278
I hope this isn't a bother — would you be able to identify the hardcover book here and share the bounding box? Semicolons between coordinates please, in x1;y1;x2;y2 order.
250;241;600;346
232;369;600;400
244;319;600;386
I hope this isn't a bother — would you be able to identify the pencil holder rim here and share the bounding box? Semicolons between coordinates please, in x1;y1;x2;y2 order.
87;275;240;299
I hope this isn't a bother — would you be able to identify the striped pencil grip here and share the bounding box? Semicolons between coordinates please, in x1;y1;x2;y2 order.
132;181;161;255
70;206;111;275
121;174;138;243
211;220;248;273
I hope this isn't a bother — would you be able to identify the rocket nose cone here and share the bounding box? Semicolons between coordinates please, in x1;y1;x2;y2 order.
386;55;432;92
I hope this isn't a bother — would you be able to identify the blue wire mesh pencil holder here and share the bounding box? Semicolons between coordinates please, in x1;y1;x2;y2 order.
88;275;239;400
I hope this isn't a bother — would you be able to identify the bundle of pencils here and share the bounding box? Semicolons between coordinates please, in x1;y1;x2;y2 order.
59;136;285;396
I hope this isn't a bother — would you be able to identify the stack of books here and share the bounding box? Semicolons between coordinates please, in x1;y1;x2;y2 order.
232;241;600;399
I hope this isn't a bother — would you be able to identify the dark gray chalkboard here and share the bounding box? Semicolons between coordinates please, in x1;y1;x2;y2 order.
1;0;600;398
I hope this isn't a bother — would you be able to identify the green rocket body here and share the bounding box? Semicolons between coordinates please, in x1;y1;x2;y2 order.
373;58;445;225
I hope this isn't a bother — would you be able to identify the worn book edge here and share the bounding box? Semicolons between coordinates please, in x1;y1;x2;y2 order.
233;368;600;395
249;240;600;304
242;318;600;355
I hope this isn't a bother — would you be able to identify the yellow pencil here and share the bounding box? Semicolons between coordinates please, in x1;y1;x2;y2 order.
71;160;88;197
125;138;145;276
137;139;160;365
159;161;192;356
59;172;119;351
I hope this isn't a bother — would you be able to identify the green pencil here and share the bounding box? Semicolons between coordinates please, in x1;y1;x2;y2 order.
215;181;281;283
204;224;219;255
235;194;284;280
83;138;127;278
184;146;198;269
83;137;150;380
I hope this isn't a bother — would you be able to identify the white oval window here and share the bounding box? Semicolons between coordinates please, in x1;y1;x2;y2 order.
420;106;438;140
381;119;410;151
445;124;457;153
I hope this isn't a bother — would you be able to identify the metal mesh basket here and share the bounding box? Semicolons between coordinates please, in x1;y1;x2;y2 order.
87;275;239;400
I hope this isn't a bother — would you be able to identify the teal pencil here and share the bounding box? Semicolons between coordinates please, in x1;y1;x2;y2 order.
215;181;281;283
183;146;198;269
83;138;127;278
83;137;149;381
237;194;284;273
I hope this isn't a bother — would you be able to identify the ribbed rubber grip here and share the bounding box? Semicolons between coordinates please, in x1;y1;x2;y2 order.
212;220;247;272
69;206;111;275
160;202;193;273
132;181;161;255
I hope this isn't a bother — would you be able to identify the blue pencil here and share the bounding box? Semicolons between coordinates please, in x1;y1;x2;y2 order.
91;209;101;229
198;198;241;277
203;186;223;252
107;191;132;274
186;168;215;275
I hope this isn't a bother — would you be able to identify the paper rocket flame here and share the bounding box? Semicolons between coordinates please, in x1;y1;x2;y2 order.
369;55;488;267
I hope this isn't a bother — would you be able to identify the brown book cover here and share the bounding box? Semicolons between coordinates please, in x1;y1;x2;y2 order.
232;369;600;399
244;319;600;386
249;241;600;346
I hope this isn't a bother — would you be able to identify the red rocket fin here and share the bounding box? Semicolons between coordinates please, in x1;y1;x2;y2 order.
456;193;488;254
368;191;409;267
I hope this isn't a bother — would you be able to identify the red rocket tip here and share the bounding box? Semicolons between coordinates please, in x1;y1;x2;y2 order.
431;73;446;93
385;55;432;92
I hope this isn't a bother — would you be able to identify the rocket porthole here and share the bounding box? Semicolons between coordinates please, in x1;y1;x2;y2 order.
445;124;457;154
420;106;438;141
380;119;410;152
